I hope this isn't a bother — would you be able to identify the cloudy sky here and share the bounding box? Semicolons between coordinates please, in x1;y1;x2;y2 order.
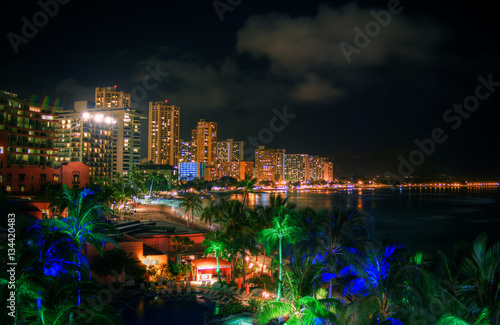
1;0;499;177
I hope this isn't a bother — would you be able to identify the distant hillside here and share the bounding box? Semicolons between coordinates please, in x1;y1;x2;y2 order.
328;146;446;179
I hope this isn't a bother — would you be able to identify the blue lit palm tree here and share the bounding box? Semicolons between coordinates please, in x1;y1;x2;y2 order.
339;244;431;324
317;208;373;305
46;186;118;261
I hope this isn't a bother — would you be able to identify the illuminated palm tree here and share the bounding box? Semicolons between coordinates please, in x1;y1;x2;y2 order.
258;271;340;325
440;234;500;324
179;194;203;227
317;208;373;304
255;194;295;276
202;230;228;282
258;207;301;301
339;245;431;324
43;186;118;262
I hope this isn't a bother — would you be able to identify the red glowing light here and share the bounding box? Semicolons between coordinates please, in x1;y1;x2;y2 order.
114;85;117;88
165;100;168;103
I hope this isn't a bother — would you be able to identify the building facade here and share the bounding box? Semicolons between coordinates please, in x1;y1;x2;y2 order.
218;161;254;181
178;162;205;181
0;91;58;168
54;110;115;179
284;154;310;183
254;146;285;183
191;119;217;165
217;139;244;162
179;139;192;163
148;102;180;166
0;91;89;195
310;156;334;182
95;86;131;108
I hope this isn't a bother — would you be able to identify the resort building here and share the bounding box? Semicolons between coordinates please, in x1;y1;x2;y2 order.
218;161;254;180
284;153;310;183
79;96;147;177
0;91;89;195
310;156;334;182
254;146;285;183
178;162;205;181
148;102;180;166
191;119;217;165
54;109;115;180
217;138;244;162
95;86;131;109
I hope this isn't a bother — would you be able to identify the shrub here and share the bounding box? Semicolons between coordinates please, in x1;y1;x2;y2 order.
248;297;262;313
219;301;245;317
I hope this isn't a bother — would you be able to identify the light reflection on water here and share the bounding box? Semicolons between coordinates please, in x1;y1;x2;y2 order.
226;187;500;253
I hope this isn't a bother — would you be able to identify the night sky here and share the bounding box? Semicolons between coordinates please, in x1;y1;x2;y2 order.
1;0;499;177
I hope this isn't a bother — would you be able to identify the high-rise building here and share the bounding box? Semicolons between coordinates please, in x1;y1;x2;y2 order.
179;139;192;163
55;110;115;179
92;91;147;177
217;139;244;162
191;119;217;165
95;86;131;108
148;102;180;166
254;146;279;182
0;91;89;196
310;156;333;182
275;149;285;183
0;91;58;167
219;161;254;181
284;154;310;183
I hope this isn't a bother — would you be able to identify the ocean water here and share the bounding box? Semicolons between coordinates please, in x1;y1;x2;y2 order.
240;187;500;254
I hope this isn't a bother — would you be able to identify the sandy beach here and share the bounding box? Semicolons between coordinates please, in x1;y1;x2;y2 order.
126;203;212;232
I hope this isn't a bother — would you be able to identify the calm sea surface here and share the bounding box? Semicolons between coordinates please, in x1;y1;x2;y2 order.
237;187;500;254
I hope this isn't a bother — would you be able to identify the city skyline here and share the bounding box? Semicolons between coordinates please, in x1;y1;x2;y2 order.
1;0;499;178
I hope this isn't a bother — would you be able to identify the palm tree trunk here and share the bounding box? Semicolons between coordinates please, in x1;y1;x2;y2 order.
231;255;236;282
277;238;282;301
242;252;246;287
327;265;333;311
260;250;266;276
216;254;221;282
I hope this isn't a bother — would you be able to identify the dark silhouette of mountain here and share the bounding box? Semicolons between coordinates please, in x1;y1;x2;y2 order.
328;146;446;179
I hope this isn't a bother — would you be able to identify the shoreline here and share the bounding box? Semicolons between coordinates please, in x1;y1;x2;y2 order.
126;203;212;232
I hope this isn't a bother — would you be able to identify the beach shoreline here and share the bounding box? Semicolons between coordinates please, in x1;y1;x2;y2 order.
125;203;211;232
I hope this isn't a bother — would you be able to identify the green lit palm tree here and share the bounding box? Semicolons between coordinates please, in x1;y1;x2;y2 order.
179;194;203;227
202;230;228;282
258;207;302;301
258;271;340;325
255;194;295;276
440;234;500;324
